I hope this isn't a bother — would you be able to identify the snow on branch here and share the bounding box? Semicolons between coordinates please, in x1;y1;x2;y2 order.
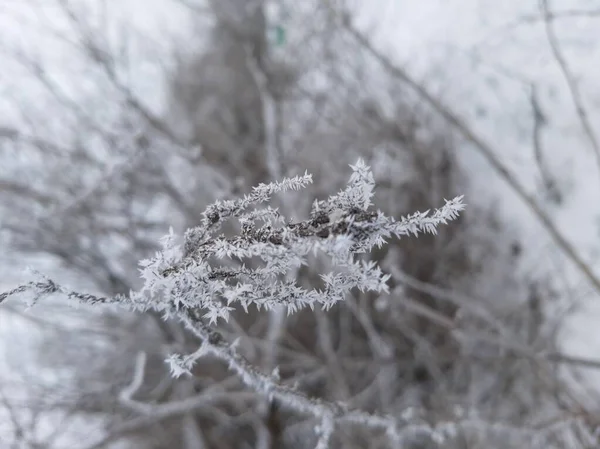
0;159;466;447
125;159;464;323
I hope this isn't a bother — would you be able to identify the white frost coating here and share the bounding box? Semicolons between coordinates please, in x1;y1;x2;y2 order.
118;159;464;325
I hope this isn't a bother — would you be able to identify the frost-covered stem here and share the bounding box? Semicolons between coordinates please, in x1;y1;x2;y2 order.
178;311;346;416
0;278;116;307
315;414;335;449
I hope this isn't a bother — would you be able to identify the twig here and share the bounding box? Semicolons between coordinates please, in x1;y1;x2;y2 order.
530;84;562;203
540;0;600;177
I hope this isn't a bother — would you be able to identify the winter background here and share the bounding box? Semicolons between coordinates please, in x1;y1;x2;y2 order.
1;0;600;448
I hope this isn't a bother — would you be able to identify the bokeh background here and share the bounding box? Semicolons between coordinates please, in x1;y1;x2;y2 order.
1;1;600;447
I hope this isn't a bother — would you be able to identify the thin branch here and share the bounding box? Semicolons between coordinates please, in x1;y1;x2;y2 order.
503;8;600;30
530;84;562;203
540;0;600;177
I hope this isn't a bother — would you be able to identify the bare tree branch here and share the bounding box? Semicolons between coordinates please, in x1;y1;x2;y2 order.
540;0;600;177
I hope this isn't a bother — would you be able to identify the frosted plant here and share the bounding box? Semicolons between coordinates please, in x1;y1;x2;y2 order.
1;159;467;447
